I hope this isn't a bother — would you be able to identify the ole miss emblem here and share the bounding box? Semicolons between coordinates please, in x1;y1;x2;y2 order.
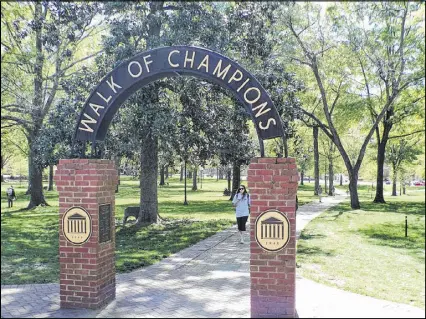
255;209;290;252
62;207;92;245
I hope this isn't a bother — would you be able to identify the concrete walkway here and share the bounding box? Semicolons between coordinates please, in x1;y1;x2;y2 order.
1;193;424;318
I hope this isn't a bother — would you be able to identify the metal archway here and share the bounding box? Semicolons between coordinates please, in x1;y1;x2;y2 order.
74;46;286;156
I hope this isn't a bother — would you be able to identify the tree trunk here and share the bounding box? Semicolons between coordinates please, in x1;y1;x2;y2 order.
227;168;231;194
300;171;304;186
165;165;169;179
114;156;121;193
313;126;319;195
219;167;224;180
324;165;327;194
192;168;197;191
403;183;406;195
160;165;165;186
25;143;32;195
283;138;288;158
348;171;360;209
392;164;397;196
230;162;241;201
340;174;343;186
27;146;48;209
48;164;54;191
1;175;4;183
180;164;183;181
188;171;192;179
216;167;219;181
374;141;387;203
328;158;334;196
138;135;158;224
27;2;47;209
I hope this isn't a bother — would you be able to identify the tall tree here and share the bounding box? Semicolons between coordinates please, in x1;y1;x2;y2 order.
341;3;426;203
275;2;424;208
386;138;422;196
101;1;229;223
292;128;313;186
227;2;302;158
1;2;104;208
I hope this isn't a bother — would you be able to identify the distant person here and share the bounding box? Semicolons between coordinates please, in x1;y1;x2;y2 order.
6;185;16;208
232;185;251;244
317;185;323;203
332;186;336;197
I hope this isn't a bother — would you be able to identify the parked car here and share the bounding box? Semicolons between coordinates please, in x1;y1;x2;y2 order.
413;181;425;186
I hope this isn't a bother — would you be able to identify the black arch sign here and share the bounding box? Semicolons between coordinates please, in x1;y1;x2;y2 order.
74;46;285;155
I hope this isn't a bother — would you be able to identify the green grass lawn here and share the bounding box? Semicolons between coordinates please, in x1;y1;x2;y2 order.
297;183;319;205
297;184;425;309
3;176;423;309
1;176;313;285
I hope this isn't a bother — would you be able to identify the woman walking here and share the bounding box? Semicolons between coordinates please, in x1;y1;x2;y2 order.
232;185;251;244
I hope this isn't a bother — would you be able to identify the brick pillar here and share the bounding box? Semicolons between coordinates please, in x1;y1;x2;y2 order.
54;159;118;309
248;157;298;318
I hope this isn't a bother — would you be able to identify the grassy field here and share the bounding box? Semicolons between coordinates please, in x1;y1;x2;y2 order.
297;184;425;309
297;182;318;205
5;176;423;309
1;177;314;285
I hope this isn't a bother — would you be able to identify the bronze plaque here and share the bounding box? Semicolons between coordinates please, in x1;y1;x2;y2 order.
255;209;290;252
99;204;111;243
62;206;92;245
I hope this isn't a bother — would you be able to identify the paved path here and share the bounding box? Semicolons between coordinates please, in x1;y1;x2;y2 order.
2;193;424;318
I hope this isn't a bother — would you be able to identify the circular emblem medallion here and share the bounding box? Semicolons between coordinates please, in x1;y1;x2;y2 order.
255;209;290;252
62;207;92;245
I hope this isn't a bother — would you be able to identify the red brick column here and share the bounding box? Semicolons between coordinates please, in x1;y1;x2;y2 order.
54;159;118;309
248;157;298;318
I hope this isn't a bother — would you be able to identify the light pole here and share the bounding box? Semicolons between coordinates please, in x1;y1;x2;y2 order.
324;159;327;194
228;163;232;194
184;159;188;205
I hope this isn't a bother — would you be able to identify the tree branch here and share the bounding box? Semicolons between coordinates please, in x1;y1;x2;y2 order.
1;115;32;131
395;3;408;89
354;97;395;172
44;50;104;81
389;130;425;140
297;107;333;140
330;80;343;116
1;103;24;110
290;56;312;67
9;139;29;156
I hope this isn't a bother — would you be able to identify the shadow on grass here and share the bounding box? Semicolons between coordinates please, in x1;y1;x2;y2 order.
1;212;59;285
328;201;425;216
1;207;29;217
358;222;425;261
297;230;334;257
115;200;234;219
299;232;326;240
315;211;344;221
115;219;234;273
297;245;335;257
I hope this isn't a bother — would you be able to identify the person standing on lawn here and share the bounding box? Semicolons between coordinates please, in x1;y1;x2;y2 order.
6;185;16;208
